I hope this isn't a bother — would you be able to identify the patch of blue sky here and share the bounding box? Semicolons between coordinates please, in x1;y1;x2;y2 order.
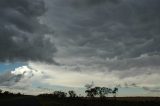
31;81;86;95
118;87;146;97
0;62;27;73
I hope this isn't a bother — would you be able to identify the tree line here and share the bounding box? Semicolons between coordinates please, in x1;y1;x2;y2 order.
85;87;118;98
0;84;118;98
0;89;23;96
39;83;118;98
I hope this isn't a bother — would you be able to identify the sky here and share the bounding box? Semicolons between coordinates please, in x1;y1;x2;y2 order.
0;0;160;96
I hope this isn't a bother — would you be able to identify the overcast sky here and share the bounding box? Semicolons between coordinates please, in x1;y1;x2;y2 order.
0;0;160;96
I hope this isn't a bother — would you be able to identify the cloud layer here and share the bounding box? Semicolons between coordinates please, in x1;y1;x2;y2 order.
1;0;160;69
0;0;57;63
42;0;160;70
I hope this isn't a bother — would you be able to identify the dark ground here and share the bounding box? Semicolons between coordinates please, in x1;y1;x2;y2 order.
0;96;160;106
0;96;41;106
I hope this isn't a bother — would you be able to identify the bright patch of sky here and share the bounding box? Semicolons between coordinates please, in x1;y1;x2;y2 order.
0;63;158;96
0;62;26;73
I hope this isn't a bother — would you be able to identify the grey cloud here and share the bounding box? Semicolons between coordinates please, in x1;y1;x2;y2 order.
103;55;160;70
69;0;120;7
0;72;22;86
44;0;160;70
142;87;160;93
0;0;57;63
117;83;160;93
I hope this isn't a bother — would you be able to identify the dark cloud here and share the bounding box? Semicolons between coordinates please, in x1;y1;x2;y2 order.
69;0;120;7
44;0;160;70
0;72;22;86
1;0;160;71
0;0;57;63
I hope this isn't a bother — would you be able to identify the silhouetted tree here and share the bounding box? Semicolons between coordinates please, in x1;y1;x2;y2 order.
53;91;67;98
112;87;118;97
84;82;119;98
87;87;107;97
16;92;23;96
3;91;15;96
0;89;2;94
85;89;93;97
3;91;10;95
93;87;101;96
68;90;77;98
85;82;96;97
85;86;117;98
91;88;98;97
98;87;112;97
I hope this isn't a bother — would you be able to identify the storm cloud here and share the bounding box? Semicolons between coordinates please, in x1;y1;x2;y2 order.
0;0;57;63
1;0;160;68
42;0;160;70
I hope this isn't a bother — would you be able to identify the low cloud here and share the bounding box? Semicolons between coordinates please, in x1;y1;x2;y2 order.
142;87;160;93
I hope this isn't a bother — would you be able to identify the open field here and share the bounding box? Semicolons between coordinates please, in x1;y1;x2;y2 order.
0;95;160;106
